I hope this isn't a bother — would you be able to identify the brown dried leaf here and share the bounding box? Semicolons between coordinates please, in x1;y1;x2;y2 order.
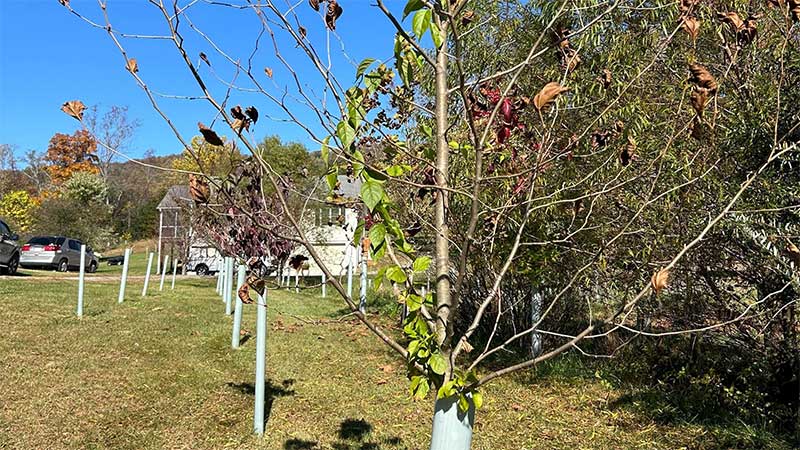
461;10;476;26
248;276;266;296
378;364;395;374
188;174;210;204
264;67;273;78
230;105;246;120
126;58;138;74
460;337;474;353
786;242;800;265
309;0;320;11
60;100;86;121
245;106;259;124
232;118;249;133
298;26;307;39
717;11;744;30
561;48;581;73
691;87;711;117
199;52;211;66
621;136;636;166
688;63;718;93
197;122;224;146
325;0;343;30
533;82;569;111
791;1;800;22
682;16;701;40
651;268;670;295
238;283;254;304
738;17;758;45
598;68;612;89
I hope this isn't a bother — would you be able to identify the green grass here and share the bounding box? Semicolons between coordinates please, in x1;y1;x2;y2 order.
0;270;793;449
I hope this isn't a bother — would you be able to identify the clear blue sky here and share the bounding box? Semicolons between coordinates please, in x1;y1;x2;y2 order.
0;0;404;162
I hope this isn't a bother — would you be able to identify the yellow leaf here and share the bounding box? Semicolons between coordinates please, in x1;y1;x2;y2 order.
651;268;670;295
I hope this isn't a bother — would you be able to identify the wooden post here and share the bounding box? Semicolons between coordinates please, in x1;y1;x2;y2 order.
253;291;267;435
77;244;86;317
157;211;163;275
321;272;327;298
142;252;154;297
118;248;131;304
231;264;246;349
159;255;170;291
294;267;299;294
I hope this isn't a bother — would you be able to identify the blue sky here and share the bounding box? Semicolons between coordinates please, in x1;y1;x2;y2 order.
0;0;404;162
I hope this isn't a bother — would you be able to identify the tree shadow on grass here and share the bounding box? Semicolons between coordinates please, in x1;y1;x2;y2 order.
331;418;402;450
226;379;295;430
284;439;318;450
282;419;403;450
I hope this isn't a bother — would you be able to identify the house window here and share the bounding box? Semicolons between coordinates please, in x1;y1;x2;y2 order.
315;207;345;227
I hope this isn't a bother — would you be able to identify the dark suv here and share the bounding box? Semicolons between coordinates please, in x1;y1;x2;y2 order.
0;219;20;275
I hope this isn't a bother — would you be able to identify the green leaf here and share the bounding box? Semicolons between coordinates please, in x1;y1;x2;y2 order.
385;265;407;284
356;58;376;79
471;391;483;409
320;136;330;165
437;380;456;399
412;9;431;38
457;395;469;413
364;72;381;93
368;223;386;247
407;339;420;355
428;352;447;375
385;165;404;177
325;167;338;191
364;166;389;181
374;267;386;290
360;178;384;211
406;294;423;311
403;0;424;18
430;20;443;48
411;375;431;400
336;120;355;150
412;256;431;273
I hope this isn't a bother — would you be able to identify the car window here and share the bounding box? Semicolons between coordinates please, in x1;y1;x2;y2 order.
0;222;9;236
68;240;81;251
27;236;55;245
55;237;66;245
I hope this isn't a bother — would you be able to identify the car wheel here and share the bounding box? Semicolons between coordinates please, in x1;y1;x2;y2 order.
57;259;69;272
88;261;98;273
195;264;209;276
7;254;19;275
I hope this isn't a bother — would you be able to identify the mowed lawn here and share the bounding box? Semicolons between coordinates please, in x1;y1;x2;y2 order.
0;252;792;449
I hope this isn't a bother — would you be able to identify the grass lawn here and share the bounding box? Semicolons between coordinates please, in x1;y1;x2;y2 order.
0;253;793;449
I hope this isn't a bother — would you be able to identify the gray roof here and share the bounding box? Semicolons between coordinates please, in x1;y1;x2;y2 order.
157;185;191;210
337;175;362;198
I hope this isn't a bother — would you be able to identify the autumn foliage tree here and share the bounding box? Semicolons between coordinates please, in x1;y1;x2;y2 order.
44;129;99;185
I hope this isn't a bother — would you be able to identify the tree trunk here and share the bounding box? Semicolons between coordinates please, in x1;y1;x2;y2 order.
429;395;475;450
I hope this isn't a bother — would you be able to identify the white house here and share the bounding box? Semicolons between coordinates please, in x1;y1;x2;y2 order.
155;175;364;279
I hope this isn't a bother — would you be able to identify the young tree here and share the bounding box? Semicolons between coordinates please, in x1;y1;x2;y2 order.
20;150;51;196
62;0;799;447
84;104;140;192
